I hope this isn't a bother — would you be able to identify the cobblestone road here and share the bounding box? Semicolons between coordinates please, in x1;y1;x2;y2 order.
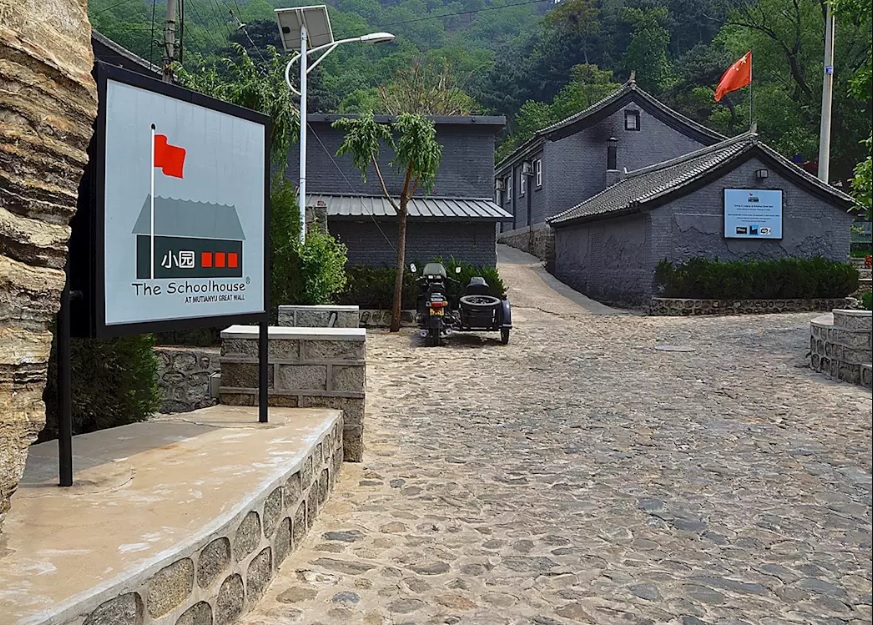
247;246;872;625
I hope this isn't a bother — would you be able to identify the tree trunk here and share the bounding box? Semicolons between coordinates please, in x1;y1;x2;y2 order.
390;204;408;333
0;0;98;532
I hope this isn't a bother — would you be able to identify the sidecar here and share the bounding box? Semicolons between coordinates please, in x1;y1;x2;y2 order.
454;275;512;344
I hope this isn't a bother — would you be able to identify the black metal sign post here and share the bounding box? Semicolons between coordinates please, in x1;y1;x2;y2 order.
57;269;73;487
259;321;269;422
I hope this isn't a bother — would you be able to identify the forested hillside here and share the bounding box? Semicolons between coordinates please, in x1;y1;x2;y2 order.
90;0;870;183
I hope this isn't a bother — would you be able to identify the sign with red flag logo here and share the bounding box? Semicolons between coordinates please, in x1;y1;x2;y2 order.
715;51;752;102
153;134;186;178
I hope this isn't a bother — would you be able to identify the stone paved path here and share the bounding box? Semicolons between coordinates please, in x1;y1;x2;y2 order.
246;247;872;625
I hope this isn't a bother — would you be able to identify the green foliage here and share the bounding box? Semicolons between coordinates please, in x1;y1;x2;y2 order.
297;227;349;305
655;257;860;300
269;179;348;316
42;334;160;440
621;7;674;94
270;177;304;321
849;135;872;220
175;45;299;164
376;59;479;115
338;261;505;308
334;113;395;184
862;292;872;310
338;266;420;309
497;64;620;161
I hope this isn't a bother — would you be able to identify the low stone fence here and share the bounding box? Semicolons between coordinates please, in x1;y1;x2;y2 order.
219;326;366;461
649;298;849;316
59;414;343;625
498;223;555;266
810;309;872;388
154;347;220;413
359;309;417;328
278;305;360;328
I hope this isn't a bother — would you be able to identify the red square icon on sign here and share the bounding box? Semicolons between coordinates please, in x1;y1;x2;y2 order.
215;252;226;268
201;252;212;268
228;253;239;268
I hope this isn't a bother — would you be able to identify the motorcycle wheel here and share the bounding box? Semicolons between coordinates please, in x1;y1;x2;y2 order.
500;328;510;344
428;327;442;347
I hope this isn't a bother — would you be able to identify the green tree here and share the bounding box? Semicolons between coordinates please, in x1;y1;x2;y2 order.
176;44;299;163
622;7;674;94
376;58;478;115
544;0;601;64
333;114;443;332
832;0;872;218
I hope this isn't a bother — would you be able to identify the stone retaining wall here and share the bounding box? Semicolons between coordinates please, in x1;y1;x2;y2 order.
72;418;343;625
154;347;220;413
810;309;873;388
649;298;849;316
498;223;555;267
219;326;366;461
278;305;360;328
359;309;417;328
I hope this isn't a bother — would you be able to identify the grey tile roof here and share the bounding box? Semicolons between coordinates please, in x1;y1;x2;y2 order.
308;194;513;222
548;131;856;227
133;196;246;240
495;78;725;171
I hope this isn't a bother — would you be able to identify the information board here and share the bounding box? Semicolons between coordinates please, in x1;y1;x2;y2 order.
723;188;783;239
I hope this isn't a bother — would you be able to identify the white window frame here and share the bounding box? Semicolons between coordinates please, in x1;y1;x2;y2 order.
625;109;640;131
520;173;526;196
535;159;543;187
506;177;512;201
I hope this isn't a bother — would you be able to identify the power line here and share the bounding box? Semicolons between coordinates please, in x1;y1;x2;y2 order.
93;0;139;15
378;0;551;28
307;123;398;253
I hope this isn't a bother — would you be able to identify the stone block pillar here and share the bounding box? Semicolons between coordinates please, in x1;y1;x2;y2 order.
219;326;367;461
277;305;360;328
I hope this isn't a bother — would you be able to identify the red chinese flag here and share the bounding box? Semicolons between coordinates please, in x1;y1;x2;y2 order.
154;134;186;178
714;51;752;102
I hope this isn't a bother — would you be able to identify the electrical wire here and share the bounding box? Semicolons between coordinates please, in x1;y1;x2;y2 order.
307;123;399;253
93;0;139;16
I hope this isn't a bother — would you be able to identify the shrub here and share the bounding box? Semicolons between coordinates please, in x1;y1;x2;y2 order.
862;292;872;310
654;256;859;300
41;334;160;441
339;259;505;309
296;225;348;305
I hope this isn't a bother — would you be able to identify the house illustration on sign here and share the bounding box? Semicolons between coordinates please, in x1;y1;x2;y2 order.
132;196;246;279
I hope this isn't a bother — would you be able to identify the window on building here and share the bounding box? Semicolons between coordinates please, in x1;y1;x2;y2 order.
520;173;526;196
506;177;512;201
535;159;543;187
625;110;640;131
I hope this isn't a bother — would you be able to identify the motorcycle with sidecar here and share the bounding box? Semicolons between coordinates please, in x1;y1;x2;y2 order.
411;262;512;346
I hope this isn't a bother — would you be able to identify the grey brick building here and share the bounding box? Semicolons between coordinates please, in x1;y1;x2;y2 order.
287;114;511;267
494;78;724;259
547;133;857;307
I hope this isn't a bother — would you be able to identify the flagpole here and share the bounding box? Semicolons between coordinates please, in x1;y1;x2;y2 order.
748;52;753;130
150;124;156;280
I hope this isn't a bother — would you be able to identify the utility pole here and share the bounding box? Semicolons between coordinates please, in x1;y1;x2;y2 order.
162;0;179;83
817;2;835;182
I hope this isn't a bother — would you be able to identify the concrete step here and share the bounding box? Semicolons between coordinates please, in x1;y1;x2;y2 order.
0;405;343;625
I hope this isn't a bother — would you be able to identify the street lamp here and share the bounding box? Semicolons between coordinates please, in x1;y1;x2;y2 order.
275;6;395;244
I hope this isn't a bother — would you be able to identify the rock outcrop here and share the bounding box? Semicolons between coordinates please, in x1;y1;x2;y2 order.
0;0;97;531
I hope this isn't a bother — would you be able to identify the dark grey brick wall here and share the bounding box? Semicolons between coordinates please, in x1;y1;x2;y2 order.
544;105;708;224
554;213;652;306
331;220;498;267
287;123;497;199
649;157;855;265
553;156;855;307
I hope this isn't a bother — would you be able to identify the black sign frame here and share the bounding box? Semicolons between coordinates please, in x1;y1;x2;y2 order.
71;62;271;339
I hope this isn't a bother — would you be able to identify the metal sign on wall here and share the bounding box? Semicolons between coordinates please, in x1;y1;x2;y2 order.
723;188;783;240
70;63;271;337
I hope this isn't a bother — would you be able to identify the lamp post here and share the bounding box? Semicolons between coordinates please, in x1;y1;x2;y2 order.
275;6;394;244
